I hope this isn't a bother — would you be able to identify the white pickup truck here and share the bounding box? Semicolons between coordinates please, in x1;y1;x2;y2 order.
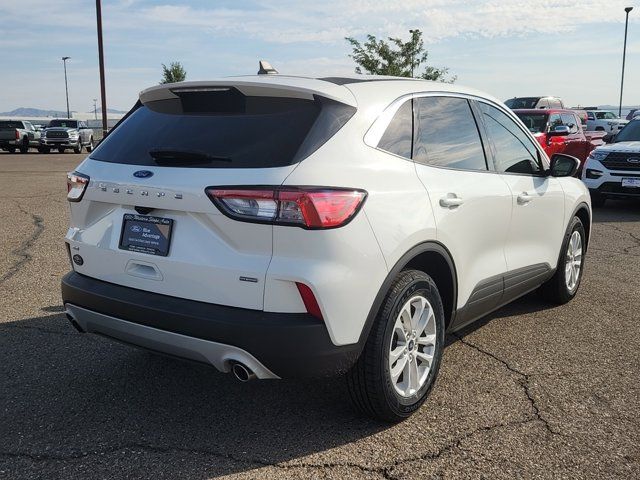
585;110;628;133
0;120;41;153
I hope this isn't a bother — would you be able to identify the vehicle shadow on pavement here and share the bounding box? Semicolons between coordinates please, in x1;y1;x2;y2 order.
0;312;388;478
592;199;640;223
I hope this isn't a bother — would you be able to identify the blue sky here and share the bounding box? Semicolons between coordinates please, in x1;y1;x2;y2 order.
0;0;638;112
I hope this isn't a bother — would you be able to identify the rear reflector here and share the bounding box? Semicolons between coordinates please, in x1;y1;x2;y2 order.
206;187;367;229
66;171;90;202
296;282;323;320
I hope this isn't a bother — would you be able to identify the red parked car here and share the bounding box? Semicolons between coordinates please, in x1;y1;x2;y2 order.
513;109;604;170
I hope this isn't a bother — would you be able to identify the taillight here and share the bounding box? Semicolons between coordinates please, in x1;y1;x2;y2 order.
66;171;90;202
205;187;367;229
15;129;20;140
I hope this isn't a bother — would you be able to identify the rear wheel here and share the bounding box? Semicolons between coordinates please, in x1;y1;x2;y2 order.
347;269;445;422
19;138;29;153
539;216;586;305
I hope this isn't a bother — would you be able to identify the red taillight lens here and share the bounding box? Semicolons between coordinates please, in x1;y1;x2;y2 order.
205;187;367;229
66;171;90;202
296;282;323;320
15;129;20;140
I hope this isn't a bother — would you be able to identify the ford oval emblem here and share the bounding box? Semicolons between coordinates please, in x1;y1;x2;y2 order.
133;170;153;178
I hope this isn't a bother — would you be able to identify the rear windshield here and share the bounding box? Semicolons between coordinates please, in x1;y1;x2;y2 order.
48;119;78;128
505;98;540;109
515;113;548;133
90;89;355;168
615;120;640;142
0;121;22;130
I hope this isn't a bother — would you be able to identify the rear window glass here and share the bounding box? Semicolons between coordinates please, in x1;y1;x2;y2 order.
48;119;78;128
0;121;22;130
515;113;548;133
90;91;355;168
504;98;540;109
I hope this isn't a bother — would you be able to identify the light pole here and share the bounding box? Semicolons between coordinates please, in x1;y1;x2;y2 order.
619;7;633;117
96;0;108;136
62;56;71;119
93;98;98;120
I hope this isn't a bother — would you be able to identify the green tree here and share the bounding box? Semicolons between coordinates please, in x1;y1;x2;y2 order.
160;61;187;84
345;29;455;83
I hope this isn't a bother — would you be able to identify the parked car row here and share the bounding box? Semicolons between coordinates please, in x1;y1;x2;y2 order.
0;118;94;154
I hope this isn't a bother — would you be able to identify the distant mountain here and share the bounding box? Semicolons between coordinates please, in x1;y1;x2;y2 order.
95;107;127;114
0;107;127;117
0;107;68;117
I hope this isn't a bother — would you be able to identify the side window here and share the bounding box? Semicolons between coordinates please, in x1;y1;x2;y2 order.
479;102;543;175
587;112;595;120
413;96;487;171
377;100;412;159
561;114;578;134
548;114;563;130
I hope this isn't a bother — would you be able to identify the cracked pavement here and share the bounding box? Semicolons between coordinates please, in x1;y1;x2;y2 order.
1;153;639;479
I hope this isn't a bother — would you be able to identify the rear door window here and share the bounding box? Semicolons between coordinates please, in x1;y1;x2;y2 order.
413;96;487;171
90;91;354;169
377;100;413;159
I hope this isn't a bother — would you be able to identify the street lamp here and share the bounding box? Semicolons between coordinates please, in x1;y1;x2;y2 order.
62;56;71;119
619;7;633;117
93;98;98;120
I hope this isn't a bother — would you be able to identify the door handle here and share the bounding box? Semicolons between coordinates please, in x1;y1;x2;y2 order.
517;192;533;205
439;194;464;208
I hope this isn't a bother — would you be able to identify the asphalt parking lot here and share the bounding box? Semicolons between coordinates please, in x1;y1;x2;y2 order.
1;152;639;479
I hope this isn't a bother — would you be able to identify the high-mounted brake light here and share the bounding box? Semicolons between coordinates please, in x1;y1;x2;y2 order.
66;171;90;202
205;187;367;229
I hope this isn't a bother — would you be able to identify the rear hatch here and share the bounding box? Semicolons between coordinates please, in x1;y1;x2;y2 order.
66;78;356;310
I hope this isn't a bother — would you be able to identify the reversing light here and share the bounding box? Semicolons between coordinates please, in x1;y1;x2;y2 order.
66;171;90;202
206;187;367;229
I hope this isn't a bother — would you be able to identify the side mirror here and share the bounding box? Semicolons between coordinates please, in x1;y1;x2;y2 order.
549;153;579;177
548;125;570;136
602;133;616;144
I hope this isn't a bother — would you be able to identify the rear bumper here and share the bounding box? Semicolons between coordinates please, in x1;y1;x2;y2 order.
61;271;361;378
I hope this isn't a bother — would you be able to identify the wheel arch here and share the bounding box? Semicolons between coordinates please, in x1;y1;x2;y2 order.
572;202;591;251
358;241;458;346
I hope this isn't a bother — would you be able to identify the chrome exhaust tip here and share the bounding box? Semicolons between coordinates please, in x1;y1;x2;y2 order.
232;362;256;382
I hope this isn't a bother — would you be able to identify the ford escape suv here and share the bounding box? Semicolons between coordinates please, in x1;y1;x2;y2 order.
62;75;591;421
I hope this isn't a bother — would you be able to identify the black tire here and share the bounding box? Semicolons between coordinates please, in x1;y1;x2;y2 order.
73;142;82;154
590;192;606;208
347;269;445;422
19;137;29;154
58;147;65;153
86;137;94;152
539;216;586;305
38;147;50;154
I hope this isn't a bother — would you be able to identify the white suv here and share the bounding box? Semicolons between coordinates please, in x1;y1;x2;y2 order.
582;119;640;206
62;75;591;421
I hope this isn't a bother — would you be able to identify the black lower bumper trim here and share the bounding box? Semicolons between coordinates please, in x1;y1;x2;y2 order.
61;272;361;377
590;183;640;198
